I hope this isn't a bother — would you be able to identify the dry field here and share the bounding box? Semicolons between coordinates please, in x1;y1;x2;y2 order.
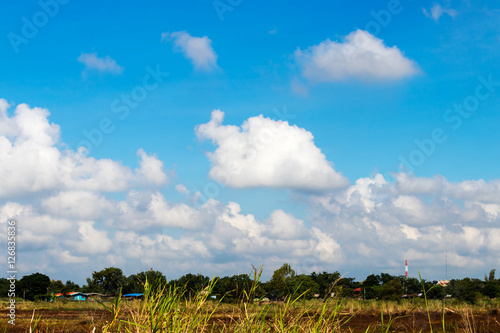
2;297;500;332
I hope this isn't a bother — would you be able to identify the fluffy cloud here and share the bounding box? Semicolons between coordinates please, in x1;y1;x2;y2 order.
204;201;343;269
103;192;341;270
135;149;168;186
77;52;124;76
423;3;458;22
50;249;89;265
113;231;211;262
294;30;419;82
195;110;349;191
0;190;343;281
40;191;115;220
267;210;308;240
1;98;500;283
310;173;500;278
162;31;218;71
0;100;168;198
73;221;113;255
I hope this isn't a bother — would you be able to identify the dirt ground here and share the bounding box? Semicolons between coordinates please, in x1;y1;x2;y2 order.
1;308;500;332
343;310;500;332
0;309;113;332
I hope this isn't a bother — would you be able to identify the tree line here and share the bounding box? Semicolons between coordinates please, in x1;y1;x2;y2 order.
1;264;499;304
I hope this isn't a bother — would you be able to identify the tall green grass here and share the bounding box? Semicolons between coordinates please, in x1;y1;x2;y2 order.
100;267;357;332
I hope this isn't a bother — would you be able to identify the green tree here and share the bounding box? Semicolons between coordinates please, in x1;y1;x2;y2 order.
49;279;80;294
427;284;446;299
82;278;98;293
86;267;126;295
363;286;380;300
289;274;320;299
489;269;496;281
482;280;500;299
363;274;381;287
403;277;421;294
213;274;253;302
310;271;341;297
448;278;482;304
19;273;51;301
379;279;403;300
337;277;359;298
48;280;65;294
174;273;210;298
125;270;167;293
0;278;11;297
380;273;396;284
65;280;80;292
268;263;296;297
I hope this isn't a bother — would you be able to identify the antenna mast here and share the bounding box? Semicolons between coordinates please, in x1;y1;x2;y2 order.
445;249;448;280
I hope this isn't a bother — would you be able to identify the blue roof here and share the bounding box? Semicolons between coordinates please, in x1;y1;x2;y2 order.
123;293;143;297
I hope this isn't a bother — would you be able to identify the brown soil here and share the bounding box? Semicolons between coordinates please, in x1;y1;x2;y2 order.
0;309;113;332
1;308;500;332
342;310;500;332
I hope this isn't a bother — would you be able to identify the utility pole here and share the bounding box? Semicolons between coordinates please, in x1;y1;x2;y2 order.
445;249;448;281
404;260;408;295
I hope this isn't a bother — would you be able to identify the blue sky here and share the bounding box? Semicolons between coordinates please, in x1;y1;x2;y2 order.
1;0;500;284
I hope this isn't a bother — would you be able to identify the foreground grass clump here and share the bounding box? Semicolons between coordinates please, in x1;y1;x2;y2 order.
93;266;352;332
100;280;352;332
95;267;500;332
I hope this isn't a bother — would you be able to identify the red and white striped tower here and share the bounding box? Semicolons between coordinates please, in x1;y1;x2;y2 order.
405;260;408;278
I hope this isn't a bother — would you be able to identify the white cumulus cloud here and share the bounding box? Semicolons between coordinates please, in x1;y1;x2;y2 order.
40;191;115;220
295;30;420;82
195;110;349;191
73;221;113;255
310;173;500;278
135;149;168;186
0;99;168;198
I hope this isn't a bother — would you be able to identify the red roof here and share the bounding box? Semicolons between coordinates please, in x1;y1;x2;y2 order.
55;292;81;297
437;280;450;286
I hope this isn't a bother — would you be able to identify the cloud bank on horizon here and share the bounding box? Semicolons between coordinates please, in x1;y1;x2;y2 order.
1;98;499;282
